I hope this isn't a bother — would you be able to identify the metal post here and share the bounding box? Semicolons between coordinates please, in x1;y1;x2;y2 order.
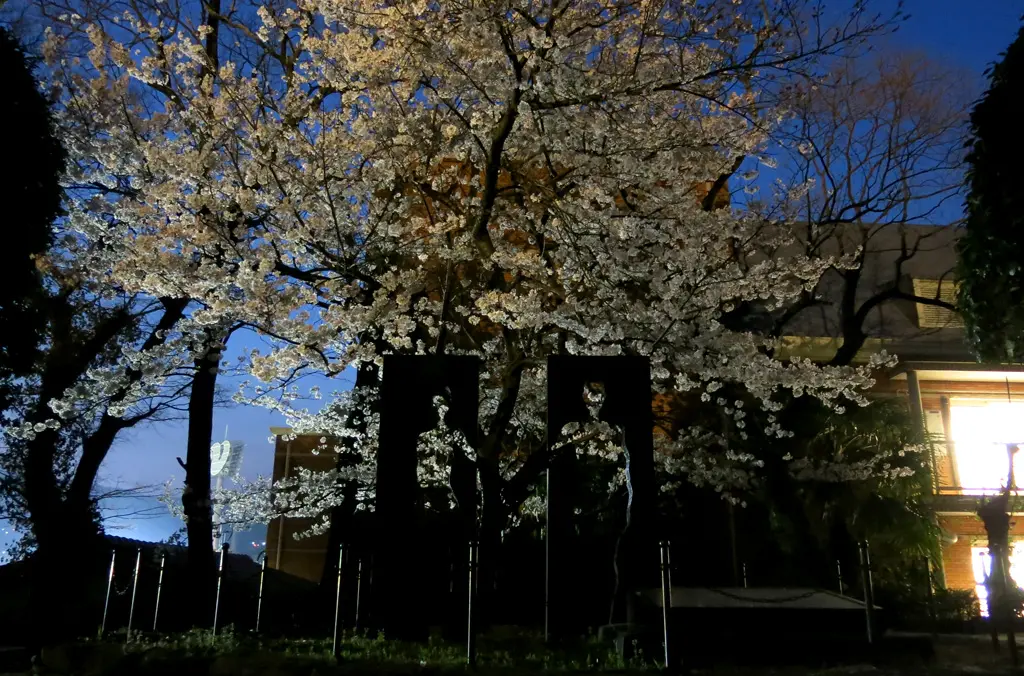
355;558;363;631
152;553;166;632
467;540;478;667
213;544;228;636
126;549;142;643
100;550;115;638
742;563;748;589
660;540;674;671
332;544;344;658
859;540;876;646
367;554;374;628
837;560;844;596
544;475;552;642
255;556;266;633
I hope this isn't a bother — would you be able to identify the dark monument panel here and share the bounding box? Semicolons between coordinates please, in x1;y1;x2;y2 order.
375;355;480;639
546;355;656;638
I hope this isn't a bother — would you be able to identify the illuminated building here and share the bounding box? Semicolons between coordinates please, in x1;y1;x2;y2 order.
777;223;1024;614
264;223;1024;615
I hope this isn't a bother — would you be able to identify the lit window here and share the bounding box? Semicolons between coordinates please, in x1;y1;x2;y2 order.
972;547;993;616
971;544;1024;617
912;278;962;328
949;402;1024;494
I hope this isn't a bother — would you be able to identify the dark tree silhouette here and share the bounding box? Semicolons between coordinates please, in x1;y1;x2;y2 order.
0;28;196;647
177;325;236;628
0;27;66;413
957;23;1024;362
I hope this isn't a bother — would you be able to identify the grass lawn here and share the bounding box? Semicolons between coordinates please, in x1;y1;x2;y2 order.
5;629;1023;675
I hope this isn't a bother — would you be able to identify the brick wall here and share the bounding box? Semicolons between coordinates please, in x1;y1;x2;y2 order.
938;513;1024;591
265;433;337;583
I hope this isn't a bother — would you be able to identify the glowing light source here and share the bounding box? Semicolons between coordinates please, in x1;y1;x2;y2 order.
950;402;1024;494
972;547;993;616
971;544;1024;617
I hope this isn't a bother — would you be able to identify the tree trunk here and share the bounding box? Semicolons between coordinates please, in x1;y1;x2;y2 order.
476;487;506;627
23;423;75;645
20;301;187;648
24;429;104;649
180;333;222;628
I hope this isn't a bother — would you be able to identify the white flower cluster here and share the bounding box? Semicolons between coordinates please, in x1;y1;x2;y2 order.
43;0;898;526
656;429;763;505
787;444;923;484
3;418;62;442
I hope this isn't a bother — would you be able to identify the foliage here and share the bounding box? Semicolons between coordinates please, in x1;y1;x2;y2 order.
123;627;646;671
29;0;926;592
0;17;223;645
793;399;937;558
957;24;1024;362
732;397;939;591
932;587;982;623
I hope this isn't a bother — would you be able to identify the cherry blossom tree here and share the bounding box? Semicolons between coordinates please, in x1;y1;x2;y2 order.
35;0;918;616
0;259;195;640
0;22;225;643
669;51;971;588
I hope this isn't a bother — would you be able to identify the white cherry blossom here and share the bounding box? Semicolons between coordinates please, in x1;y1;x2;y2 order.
39;0;905;537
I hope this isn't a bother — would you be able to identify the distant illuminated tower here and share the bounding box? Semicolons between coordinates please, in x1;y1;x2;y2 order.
210;429;244;550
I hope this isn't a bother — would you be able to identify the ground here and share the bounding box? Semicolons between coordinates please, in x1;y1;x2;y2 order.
1;630;1023;676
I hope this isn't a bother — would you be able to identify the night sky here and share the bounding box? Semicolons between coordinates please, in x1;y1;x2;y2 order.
2;0;1021;558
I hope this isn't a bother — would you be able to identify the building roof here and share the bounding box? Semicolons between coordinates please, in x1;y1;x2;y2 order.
777;223;975;363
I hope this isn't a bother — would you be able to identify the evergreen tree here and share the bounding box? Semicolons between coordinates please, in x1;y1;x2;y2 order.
957;23;1024;362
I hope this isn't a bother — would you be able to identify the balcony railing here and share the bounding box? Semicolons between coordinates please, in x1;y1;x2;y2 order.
935;485;1024;497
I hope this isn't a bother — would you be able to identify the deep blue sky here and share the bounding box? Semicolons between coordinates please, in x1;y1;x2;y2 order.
3;0;1023;557
896;0;1021;74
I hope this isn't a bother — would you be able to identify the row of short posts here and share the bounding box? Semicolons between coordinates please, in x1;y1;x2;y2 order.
98;540;874;665
330;545;370;660
100;539;881;666
100;548;153;641
830;542;876;647
328;541;480;665
97;538;677;668
100;544;244;641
